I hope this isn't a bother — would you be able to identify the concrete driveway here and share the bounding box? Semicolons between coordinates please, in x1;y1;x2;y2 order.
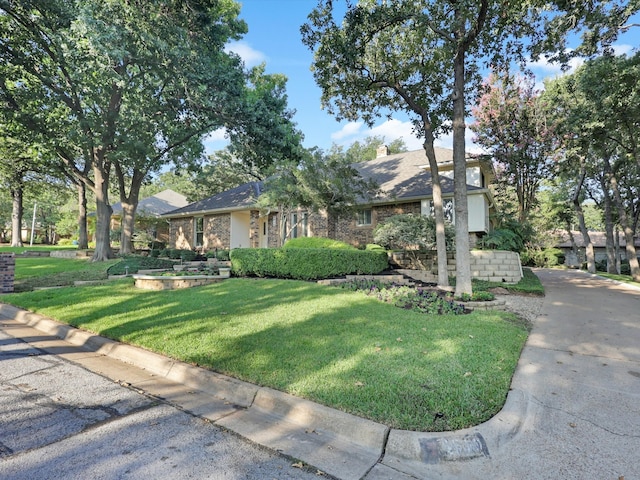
378;268;640;479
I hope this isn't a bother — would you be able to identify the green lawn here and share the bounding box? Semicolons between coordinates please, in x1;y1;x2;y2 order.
11;257;119;291
596;272;640;288
0;245;78;254
3;275;529;432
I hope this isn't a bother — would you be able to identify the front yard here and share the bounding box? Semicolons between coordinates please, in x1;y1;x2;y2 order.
3;271;531;432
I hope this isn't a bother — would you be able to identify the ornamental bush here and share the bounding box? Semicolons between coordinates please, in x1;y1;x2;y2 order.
230;247;388;280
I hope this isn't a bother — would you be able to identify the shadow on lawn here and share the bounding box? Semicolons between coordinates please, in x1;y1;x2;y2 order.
4;277;523;431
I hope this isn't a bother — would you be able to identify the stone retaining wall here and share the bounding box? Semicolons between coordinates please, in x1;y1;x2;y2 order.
0;253;15;293
132;274;226;290
391;250;523;284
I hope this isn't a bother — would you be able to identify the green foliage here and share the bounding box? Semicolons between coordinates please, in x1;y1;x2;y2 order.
204;249;230;261
107;256;176;275
374;214;455;251
520;247;565;267
339;279;466;315
365;244;386;251
230;247;388;280
282;237;355;250
456;291;496;302
480;228;527;252
167;249;198;261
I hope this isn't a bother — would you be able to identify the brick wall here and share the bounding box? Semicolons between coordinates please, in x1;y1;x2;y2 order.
170;218;194;250
204;214;231;250
333;202;422;247
0;253;15;293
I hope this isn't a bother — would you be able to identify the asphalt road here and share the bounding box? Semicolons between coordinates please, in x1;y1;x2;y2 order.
0;326;322;480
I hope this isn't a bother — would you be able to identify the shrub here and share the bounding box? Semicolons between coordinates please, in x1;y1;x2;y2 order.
282;237;356;250
365;243;386;251
339;279;466;315
374;214;455;251
230;247;388;280
167;248;197;261
205;249;231;260
479;228;524;252
520;246;565;267
107;256;176;275
57;238;75;246
149;249;160;258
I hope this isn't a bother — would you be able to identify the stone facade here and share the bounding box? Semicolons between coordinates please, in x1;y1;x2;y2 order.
0;253;15;293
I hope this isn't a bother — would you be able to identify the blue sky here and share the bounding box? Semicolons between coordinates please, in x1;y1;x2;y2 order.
204;0;639;155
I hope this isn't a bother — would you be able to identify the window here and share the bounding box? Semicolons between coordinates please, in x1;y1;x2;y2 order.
357;209;372;226
291;211;309;238
195;217;204;247
422;199;455;223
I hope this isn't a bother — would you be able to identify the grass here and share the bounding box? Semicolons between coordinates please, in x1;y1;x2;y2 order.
3;271;529;432
0;244;78;253
467;267;544;296
11;257;119;291
594;272;640;288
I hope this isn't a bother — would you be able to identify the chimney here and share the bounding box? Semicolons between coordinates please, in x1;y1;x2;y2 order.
376;144;389;158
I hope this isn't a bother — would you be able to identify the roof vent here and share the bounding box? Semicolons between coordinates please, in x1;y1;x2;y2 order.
376;145;389;158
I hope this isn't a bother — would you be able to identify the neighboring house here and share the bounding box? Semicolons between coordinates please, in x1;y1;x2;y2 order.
110;189;189;245
161;146;496;251
555;230;640;266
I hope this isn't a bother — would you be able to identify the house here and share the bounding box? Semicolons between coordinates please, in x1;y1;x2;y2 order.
555;230;640;267
110;189;189;245
161;147;496;251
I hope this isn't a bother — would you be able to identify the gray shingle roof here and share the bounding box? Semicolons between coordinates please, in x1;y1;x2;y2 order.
111;189;188;217
163;182;262;217
353;148;480;203
162;148;484;216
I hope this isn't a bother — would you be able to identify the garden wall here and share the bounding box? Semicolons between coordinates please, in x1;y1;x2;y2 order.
0;253;15;293
391;250;523;284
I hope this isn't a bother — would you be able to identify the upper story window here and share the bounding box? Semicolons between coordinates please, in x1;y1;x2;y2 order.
357;208;372;226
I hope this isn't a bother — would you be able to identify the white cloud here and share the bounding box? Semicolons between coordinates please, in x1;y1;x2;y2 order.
330;121;364;141
329;117;484;153
225;40;267;68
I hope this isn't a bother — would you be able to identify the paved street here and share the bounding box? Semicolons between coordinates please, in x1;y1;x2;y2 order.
0;323;321;480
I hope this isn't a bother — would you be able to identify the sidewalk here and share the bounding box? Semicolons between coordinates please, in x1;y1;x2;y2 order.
2;268;639;479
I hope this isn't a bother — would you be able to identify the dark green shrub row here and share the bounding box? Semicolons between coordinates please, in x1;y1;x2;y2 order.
205;249;230;261
230;247;388;280
155;248;199;261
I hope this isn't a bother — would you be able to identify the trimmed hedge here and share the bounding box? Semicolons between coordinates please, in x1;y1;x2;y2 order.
282;237;356;250
230;247;388;280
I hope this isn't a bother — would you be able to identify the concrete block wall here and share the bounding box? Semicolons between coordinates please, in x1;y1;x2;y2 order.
391;249;523;284
0;253;15;293
468;250;522;283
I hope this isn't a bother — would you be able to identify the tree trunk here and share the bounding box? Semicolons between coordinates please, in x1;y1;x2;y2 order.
600;176;617;274
607;164;640;281
115;165;145;255
452;48;472;296
10;186;24;247
77;182;89;250
91;161;113;261
572;166;595;273
119;201;137;254
423;132;449;288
